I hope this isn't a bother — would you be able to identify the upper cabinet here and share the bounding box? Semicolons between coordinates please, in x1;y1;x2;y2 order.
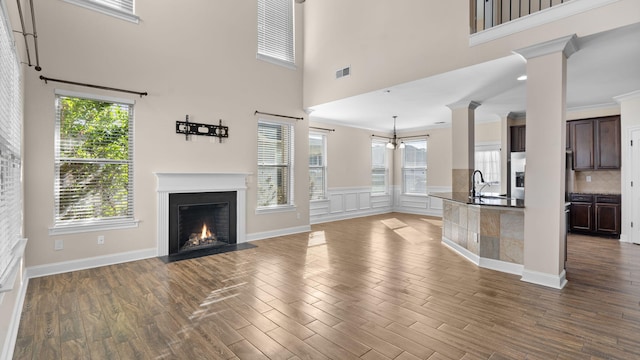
569;115;620;171
510;125;526;152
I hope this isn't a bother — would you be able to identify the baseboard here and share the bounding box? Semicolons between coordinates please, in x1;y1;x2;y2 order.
521;269;567;289
479;258;523;276
26;248;157;279
310;208;391;225
1;274;28;360
246;225;311;242
441;238;480;265
392;206;442;217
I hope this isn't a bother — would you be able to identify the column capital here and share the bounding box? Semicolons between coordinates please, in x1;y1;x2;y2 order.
446;100;481;111
513;34;579;60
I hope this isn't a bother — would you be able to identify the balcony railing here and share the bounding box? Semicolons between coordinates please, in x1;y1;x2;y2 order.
471;0;571;33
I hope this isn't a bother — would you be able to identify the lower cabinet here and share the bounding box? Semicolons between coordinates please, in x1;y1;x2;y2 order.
569;193;621;238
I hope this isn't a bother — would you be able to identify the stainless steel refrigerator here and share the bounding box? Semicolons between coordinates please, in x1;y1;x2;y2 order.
510;152;526;200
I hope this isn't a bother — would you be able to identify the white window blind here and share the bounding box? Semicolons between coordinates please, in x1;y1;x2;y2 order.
54;94;134;227
371;139;388;194
257;0;295;68
309;133;326;200
402;139;428;195
258;121;294;208
63;0;139;23
0;8;23;288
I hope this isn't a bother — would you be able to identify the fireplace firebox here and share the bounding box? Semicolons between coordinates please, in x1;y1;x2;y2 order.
168;191;237;255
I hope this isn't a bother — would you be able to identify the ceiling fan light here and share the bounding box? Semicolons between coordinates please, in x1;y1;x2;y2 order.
386;141;395;149
399;141;405;149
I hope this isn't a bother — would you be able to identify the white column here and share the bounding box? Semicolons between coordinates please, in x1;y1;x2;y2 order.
514;34;578;289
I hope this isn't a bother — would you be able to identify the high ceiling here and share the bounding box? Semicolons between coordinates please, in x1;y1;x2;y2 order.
307;22;640;133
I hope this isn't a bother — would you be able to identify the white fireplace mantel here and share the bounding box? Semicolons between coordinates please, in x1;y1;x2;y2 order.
154;172;250;256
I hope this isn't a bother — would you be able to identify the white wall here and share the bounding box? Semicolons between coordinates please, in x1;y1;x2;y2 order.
303;0;640;109
22;0;307;269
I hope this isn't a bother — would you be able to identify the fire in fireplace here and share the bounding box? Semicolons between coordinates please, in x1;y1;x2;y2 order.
169;191;237;255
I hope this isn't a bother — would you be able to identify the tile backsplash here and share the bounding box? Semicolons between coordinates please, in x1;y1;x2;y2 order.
573;170;621;194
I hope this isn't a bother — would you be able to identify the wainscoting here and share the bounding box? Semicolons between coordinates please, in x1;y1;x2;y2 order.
310;186;449;224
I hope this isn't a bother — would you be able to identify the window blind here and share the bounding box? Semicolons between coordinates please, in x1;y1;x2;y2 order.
309;133;326;200
54;94;134;225
0;8;23;287
371;139;388;194
63;0;138;23
402;139;428;195
258;121;294;207
257;0;295;68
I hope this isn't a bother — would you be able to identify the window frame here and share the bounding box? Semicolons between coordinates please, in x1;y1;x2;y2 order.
256;119;295;213
309;132;327;201
50;90;138;235
257;0;296;69
371;138;389;195
62;0;139;23
401;138;428;196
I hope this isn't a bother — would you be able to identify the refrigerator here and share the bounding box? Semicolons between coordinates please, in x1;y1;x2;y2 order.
510;152;526;200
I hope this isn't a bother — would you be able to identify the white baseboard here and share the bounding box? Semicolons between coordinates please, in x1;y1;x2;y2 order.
521;269;567;289
479;258;524;276
310;207;391;225
26;248;157;279
1;274;28;360
442;238;480;264
246;225;311;242
393;206;442;217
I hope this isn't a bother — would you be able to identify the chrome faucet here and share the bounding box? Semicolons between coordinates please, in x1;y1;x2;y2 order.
470;170;485;198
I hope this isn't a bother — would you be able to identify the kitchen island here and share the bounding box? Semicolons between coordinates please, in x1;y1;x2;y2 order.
430;192;525;275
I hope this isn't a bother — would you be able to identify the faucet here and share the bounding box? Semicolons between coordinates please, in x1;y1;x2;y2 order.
470;170;485;198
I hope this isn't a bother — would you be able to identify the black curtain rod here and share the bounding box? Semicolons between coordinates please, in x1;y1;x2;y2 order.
254;110;303;121
39;76;148;97
310;126;335;132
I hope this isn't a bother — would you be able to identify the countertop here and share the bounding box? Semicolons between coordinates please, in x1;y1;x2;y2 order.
430;192;525;208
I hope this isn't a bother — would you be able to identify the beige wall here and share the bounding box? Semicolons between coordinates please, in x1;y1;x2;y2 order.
22;1;307;267
303;0;640;109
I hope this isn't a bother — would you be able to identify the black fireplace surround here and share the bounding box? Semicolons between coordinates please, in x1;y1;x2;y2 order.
168;191;237;255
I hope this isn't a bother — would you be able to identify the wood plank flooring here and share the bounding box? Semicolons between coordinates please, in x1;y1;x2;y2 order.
12;213;640;359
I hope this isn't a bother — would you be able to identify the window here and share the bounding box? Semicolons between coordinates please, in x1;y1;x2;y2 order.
402;139;428;195
257;0;295;69
258;121;294;208
309;133;327;200
53;92;135;232
371;139;388;194
0;8;23;289
475;144;501;189
63;0;139;23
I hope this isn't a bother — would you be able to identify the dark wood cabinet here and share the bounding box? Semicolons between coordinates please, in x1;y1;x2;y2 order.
570;193;621;238
510;125;526;152
571;120;595;170
569;116;620;171
595;116;621;169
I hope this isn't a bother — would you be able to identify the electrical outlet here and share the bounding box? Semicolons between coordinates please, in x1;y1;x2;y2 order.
97;235;105;245
54;239;64;251
473;233;478;243
586;175;592;182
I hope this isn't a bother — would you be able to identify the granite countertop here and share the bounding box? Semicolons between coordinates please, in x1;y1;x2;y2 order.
430;192;525;208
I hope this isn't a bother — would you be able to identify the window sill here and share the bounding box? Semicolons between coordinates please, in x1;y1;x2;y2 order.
402;193;429;197
371;192;389;197
255;204;297;215
49;218;140;236
256;53;297;70
62;0;140;24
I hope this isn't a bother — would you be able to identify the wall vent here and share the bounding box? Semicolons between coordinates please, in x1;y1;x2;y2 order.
335;66;351;79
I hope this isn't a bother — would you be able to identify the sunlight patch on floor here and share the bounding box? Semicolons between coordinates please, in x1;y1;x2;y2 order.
307;230;327;247
381;218;408;230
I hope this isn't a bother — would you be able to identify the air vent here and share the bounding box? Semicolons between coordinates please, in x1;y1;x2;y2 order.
335;66;351;79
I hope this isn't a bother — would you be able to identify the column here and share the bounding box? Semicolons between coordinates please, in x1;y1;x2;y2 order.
514;34;578;289
447;101;481;195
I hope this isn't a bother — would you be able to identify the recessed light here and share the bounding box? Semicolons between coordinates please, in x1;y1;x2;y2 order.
435;121;446;124
384;89;391;94
517;75;527;81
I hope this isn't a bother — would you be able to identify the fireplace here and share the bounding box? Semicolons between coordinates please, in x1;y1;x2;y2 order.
155;172;249;257
169;191;237;255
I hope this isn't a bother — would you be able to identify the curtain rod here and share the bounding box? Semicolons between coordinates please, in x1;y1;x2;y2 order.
372;134;429;140
310;126;335;132
39;76;148;97
254;110;303;121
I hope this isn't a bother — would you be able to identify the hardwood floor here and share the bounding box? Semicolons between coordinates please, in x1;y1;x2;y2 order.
12;213;640;359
